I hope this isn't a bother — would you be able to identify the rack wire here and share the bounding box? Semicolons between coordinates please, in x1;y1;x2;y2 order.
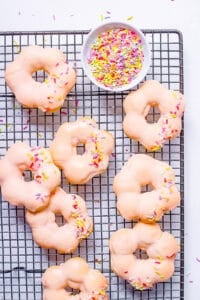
0;30;184;300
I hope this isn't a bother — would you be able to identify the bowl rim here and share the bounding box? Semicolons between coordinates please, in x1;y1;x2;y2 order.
81;20;151;92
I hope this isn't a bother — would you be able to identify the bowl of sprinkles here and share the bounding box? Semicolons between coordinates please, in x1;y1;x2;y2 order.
81;21;151;92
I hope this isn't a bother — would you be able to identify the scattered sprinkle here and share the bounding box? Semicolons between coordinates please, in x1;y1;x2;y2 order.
87;28;144;88
95;258;102;265
38;132;43;138
61;111;68;115
100;14;104;21
196;257;200;263
75;99;79;108
126;16;134;21
53;14;56;21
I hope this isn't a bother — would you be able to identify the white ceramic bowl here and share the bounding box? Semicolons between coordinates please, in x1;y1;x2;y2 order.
81;21;151;92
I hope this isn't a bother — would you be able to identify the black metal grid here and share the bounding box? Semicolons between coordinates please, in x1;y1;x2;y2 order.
0;30;184;300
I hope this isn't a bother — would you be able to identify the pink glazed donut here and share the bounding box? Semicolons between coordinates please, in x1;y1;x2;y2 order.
123;80;185;151
42;257;108;300
50;117;114;184
5;45;76;112
109;222;179;290
0;142;61;212
113;154;180;222
26;188;93;254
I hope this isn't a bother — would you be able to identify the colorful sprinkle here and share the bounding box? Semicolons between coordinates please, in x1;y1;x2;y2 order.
89;133;104;168
71;198;92;239
95;258;102;265
87;28;144;88
196;257;200;263
126;16;134;21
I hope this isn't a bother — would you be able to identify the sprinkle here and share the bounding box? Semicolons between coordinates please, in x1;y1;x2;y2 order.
61;111;68;115
126;16;134;21
87;28;144;88
196;257;200;263
154;270;165;279
38;132;43;138
150;145;161;152
23;125;28;130
100;14;104;21
111;152;115;157
0;119;3;122
75;99;79;108
95;258;102;265
52;14;56;21
98;289;106;296
0;128;2;133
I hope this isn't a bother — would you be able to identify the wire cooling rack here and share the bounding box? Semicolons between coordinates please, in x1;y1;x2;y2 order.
0;30;184;300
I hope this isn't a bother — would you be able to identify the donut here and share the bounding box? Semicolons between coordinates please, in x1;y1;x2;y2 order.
50;117;114;184
26;188;93;253
42;257;108;299
109;222;179;290
5;45;76;112
123;80;185;151
0;142;61;212
113;154;180;222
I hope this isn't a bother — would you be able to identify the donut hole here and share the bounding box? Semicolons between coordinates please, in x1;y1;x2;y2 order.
76;143;86;155
32;70;48;83
141;183;154;193
145;106;160;124
135;249;148;260
55;213;65;227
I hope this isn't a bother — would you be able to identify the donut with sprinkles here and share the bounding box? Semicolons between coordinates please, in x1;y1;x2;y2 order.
5;45;76;112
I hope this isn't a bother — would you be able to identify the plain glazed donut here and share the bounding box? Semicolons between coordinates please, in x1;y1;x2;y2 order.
109;222;179;290
123;80;185;151
5;45;76;112
50;117;114;184
113;154;180;222
26;188;93;253
0;142;61;212
42;257;108;299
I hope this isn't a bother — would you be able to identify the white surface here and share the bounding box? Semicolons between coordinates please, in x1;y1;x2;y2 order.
0;0;200;299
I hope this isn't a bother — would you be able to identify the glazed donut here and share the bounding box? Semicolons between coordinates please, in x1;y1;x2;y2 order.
113;154;180;222
26;188;93;253
5;45;76;112
123;80;185;151
42;257;108;299
50;117;114;184
0;142;61;212
109;222;179;290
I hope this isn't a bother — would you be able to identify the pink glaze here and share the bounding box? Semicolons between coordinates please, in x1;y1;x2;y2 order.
109;222;179;290
50;117;114;184
26;188;93;253
123;80;185;151
0;142;61;212
42;257;108;299
5;45;76;112
113;154;180;222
